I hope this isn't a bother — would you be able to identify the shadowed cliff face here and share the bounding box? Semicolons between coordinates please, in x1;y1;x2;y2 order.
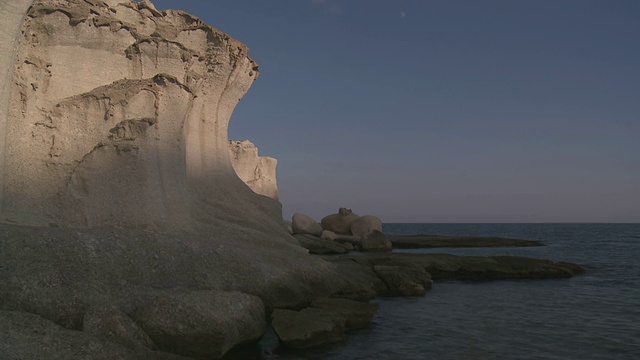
0;0;279;231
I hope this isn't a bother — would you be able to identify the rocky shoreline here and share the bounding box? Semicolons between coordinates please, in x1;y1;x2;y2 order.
0;1;585;359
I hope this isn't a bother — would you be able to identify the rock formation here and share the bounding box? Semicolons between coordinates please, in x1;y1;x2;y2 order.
229;140;279;200
0;0;277;231
0;1;346;358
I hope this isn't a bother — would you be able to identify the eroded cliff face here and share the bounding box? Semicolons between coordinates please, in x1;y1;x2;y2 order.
1;0;271;231
229;140;279;200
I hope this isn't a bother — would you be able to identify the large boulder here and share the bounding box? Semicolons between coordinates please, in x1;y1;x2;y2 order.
359;230;393;252
83;305;155;350
349;215;383;238
229;140;279;200
133;290;266;359
321;208;360;234
292;213;323;236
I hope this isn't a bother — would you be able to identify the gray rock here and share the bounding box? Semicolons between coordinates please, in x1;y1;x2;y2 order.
133;290;266;359
349;215;383;237
321;230;337;241
359;230;392;252
329;253;585;281
292;213;323;236
310;298;379;330
0;310;187;360
373;265;433;296
335;234;362;246
83;305;155;350
321;208;360;234
271;308;346;349
293;234;349;255
283;220;294;235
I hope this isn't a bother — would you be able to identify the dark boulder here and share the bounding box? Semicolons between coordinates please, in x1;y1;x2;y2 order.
134;290;266;359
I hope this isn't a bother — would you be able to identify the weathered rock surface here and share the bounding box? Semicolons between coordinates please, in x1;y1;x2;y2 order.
229;140;279;200
388;234;544;249
134;290;266;359
321;208;359;234
0;0;275;232
293;234;349;255
292;213;322;236
0;311;187;360
359;230;393;252
83;305;155;350
349;215;383;238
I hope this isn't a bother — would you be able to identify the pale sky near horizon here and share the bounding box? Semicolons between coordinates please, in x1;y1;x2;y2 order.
152;0;639;223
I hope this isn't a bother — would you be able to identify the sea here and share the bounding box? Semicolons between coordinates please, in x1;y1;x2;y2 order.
257;223;640;360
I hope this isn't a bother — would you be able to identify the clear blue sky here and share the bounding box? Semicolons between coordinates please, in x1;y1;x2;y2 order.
151;0;640;223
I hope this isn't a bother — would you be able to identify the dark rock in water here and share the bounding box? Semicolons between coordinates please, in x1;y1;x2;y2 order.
293;234;349;255
271;308;346;349
83;305;155;350
359;230;392;252
321;208;360;234
134;290;266;359
310;297;379;330
292;213;323;236
388;234;544;249
0;310;187;360
271;297;378;349
328;253;585;282
373;264;433;296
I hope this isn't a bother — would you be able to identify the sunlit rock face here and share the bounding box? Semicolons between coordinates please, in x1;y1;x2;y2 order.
229;140;279;200
0;0;282;231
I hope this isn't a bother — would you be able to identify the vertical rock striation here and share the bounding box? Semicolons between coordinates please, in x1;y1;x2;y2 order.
0;0;273;231
0;2;346;357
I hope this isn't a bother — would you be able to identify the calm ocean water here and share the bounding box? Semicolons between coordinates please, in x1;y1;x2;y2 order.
263;223;640;360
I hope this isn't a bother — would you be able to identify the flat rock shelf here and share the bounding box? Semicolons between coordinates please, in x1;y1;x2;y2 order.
388;234;543;249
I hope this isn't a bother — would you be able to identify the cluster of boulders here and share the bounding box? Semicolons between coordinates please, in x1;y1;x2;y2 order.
288;208;392;254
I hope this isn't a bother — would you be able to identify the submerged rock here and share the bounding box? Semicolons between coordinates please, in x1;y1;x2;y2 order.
331;253;585;281
271;298;378;349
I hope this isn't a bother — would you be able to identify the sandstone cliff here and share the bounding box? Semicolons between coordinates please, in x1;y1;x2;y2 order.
229;140;279;200
0;1;347;358
0;0;274;231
